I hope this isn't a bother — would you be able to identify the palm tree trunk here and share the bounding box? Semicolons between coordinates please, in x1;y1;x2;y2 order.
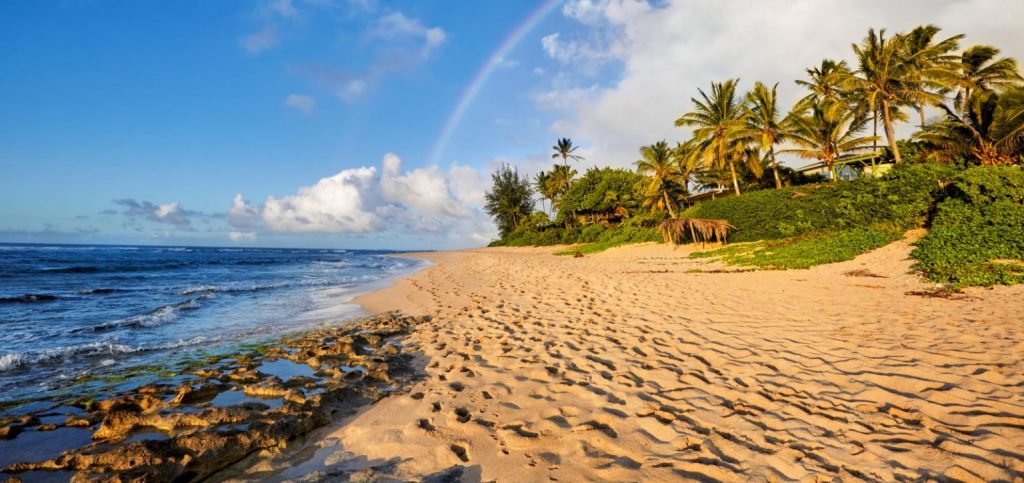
827;159;837;183
881;100;902;163
918;104;926;129
769;145;781;189
873;111;879;151
662;190;676;218
728;159;741;196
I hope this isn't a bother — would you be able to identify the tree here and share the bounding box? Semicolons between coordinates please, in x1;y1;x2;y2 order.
744;81;791;188
676;79;751;196
484;164;535;237
548;164;577;210
552;138;584;167
534;170;552;214
916;87;1024;166
784;100;878;182
850;27;955;163
903;25;963;129
795;59;853;107
636;141;687;218
953;45;1023;116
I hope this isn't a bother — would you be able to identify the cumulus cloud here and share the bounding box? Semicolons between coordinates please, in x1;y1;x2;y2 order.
284;93;316;114
539;0;1024;166
229;154;494;245
113;199;198;228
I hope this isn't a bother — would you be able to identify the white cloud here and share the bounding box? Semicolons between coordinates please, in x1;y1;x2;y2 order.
240;24;280;54
230;154;495;245
367;12;447;59
262;167;380;233
541;0;1024;166
284;93;316;114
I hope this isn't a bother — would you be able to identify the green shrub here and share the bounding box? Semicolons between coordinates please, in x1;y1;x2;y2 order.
691;228;900;269
556;168;645;225
913;167;1024;287
681;164;957;242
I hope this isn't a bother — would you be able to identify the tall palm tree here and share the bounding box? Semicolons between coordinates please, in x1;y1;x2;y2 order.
676;79;750;196
784;100;878;182
953;45;1023;116
902;25;963;128
551;138;584;167
635;141;686;218
744;81;790;189
916;87;1024;166
534;170;552;214
795;59;853;107
850;28;946;163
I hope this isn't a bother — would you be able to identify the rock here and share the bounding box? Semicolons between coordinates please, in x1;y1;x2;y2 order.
170;382;220;405
0;424;22;440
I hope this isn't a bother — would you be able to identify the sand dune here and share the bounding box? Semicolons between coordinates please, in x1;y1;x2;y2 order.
230;238;1024;482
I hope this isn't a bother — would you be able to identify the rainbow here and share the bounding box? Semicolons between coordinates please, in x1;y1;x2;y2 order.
428;0;563;166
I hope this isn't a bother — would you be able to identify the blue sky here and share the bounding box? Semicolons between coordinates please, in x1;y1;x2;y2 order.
2;0;1021;249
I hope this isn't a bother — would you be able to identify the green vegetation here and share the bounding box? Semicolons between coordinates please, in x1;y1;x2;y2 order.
480;25;1023;287
692;229;900;270
913;167;1024;287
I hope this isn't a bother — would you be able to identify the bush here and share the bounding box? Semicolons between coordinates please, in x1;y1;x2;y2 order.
913;166;1024;287
681;164;957;242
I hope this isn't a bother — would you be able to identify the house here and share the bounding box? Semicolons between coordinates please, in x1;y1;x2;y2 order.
794;151;890;180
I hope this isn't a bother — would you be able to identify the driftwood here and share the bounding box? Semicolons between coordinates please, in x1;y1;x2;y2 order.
658;218;736;246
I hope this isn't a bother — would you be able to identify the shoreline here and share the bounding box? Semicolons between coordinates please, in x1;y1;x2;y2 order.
3;239;1023;481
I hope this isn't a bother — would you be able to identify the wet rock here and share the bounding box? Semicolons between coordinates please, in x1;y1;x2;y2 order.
170;382;220;405
0;424;22;440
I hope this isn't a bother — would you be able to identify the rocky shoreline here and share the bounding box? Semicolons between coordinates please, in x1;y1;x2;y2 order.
0;312;431;482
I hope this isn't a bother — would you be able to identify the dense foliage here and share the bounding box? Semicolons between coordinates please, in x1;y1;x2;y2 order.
913;167;1024;287
555;168;646;224
483;165;534;238
682;164;956;242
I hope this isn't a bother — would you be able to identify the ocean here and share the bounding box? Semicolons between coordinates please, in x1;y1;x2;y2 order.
0;243;424;409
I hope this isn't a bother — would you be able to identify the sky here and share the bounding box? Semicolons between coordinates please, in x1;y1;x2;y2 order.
1;0;1022;250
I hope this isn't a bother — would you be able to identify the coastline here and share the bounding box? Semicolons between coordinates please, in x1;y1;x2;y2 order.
237;239;1024;481
3;240;1023;481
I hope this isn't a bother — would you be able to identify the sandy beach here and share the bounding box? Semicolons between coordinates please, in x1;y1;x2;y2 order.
222;237;1024;482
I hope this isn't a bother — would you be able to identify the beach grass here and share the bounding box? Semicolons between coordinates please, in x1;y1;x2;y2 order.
690;228;900;269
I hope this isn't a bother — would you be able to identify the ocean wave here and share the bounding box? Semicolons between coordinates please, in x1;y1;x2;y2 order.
41;266;102;274
79;288;129;295
178;282;289;296
0;336;215;373
70;299;203;334
0;293;58;304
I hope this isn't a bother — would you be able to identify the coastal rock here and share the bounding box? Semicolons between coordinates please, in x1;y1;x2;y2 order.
170;382;220;405
0;312;430;481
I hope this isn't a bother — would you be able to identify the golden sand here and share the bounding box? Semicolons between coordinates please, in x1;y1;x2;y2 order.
233;238;1024;481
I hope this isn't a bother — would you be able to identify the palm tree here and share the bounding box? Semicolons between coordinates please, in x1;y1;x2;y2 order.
902;25;963;128
534;170;552;214
850;28;947;163
635;141;686;218
551;138;584;167
744;81;790;189
953;45;1023;116
784;100;878;182
916;87;1024;166
484;164;535;237
795;59;853;107
547;164;577;210
676;79;750;195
